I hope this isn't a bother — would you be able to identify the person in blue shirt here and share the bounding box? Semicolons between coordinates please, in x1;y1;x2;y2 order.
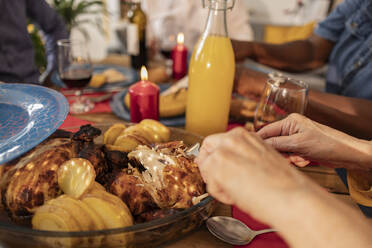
0;0;68;84
232;0;372;139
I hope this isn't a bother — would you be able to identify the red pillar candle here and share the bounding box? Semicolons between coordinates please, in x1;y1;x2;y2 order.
129;66;160;122
172;33;188;80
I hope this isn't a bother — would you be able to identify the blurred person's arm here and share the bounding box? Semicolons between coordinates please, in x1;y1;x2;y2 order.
26;0;68;84
232;34;334;72
306;90;372;139
234;67;372;139
232;0;362;72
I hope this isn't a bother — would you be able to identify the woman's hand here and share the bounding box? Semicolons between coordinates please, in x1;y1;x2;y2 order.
196;127;372;248
257;114;372;170
196;128;313;223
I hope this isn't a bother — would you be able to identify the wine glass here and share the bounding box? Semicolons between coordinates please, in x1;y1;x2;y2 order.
57;39;94;114
254;75;308;131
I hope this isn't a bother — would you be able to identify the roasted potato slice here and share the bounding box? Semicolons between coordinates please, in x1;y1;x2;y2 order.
48;195;104;247
32;200;81;248
139;119;170;143
113;133;144;152
58;158;96;198
123;125;153;144
82;182;133;221
103;123;127;145
82;197;133;247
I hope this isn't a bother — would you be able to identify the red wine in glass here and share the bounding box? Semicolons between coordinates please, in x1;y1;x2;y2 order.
57;39;94;113
60;70;92;89
160;49;172;59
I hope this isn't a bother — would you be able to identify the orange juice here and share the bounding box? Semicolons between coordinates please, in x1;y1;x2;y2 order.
185;35;235;136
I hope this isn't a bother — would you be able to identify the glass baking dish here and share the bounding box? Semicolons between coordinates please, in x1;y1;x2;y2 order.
0;124;216;248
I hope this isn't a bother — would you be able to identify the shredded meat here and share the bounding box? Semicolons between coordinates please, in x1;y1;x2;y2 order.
108;141;206;217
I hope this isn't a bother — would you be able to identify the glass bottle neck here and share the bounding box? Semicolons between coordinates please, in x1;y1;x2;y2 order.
131;2;141;10
203;0;228;37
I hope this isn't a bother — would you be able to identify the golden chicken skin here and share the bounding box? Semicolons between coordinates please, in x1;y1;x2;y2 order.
0;125;108;222
109;141;206;218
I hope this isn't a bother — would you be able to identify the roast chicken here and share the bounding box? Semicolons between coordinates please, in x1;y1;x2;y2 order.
0;125;108;221
109;141;206;218
0;123;206;224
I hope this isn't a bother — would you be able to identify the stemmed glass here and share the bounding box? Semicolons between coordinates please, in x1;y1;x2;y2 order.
157;16;178;59
57;39;94;114
254;74;308;131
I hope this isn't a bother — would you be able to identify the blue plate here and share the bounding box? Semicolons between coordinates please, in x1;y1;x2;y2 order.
51;64;139;90
110;84;185;126
0;84;69;164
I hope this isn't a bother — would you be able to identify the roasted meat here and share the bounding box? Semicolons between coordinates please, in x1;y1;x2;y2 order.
0;125;107;221
109;141;206;216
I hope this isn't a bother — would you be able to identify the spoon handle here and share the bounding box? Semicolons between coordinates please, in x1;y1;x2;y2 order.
254;228;276;235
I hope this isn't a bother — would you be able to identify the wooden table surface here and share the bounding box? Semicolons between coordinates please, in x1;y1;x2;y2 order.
65;54;371;247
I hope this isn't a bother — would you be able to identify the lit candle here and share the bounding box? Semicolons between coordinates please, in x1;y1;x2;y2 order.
171;32;188;80
128;66;160;122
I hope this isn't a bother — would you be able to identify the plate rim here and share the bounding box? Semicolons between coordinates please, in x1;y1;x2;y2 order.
0;83;69;164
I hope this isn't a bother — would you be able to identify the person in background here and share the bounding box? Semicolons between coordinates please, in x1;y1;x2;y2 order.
233;0;372;139
196;125;372;248
0;0;68;84
142;0;253;55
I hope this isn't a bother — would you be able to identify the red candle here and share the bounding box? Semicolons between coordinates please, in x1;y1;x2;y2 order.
129;66;160;122
172;32;188;80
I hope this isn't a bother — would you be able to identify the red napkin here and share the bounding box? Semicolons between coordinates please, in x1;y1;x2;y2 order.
232;207;288;248
60;114;94;132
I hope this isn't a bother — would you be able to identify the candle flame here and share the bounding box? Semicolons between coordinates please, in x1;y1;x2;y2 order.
177;32;184;45
140;66;148;81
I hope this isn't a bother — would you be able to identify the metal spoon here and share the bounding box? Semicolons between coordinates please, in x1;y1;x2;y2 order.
187;146;276;244
206;216;276;246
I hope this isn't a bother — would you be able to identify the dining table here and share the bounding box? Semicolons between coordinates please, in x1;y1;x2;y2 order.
52;54;372;248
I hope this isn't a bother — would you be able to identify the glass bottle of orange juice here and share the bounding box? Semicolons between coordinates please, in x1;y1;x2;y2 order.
185;0;235;136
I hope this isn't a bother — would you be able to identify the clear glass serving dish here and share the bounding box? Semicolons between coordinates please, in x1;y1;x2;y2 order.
0;124;215;248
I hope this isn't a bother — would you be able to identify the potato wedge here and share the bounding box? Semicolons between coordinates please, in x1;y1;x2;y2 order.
82;197;133;247
48;195;104;247
124;125;153;144
113;133;143;152
47;196;100;231
140;119;170;143
33;202;81;248
103;123;127;145
58;158;96;198
82;184;132;222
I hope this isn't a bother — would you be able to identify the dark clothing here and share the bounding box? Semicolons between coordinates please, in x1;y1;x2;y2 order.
0;0;68;83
